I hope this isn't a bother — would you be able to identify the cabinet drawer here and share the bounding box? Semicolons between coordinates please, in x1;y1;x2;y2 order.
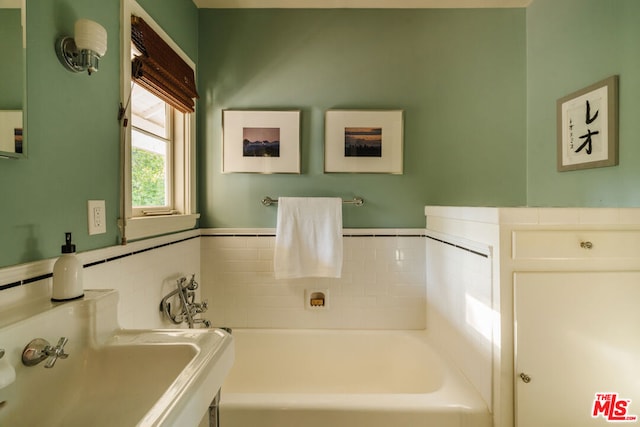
512;230;640;259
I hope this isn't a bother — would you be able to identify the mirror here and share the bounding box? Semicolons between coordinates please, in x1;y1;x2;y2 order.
0;0;25;159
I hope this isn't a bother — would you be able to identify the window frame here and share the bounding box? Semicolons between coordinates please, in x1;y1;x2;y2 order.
120;0;198;242
131;90;174;216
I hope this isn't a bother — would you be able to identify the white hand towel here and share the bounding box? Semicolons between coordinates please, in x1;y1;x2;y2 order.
274;197;343;279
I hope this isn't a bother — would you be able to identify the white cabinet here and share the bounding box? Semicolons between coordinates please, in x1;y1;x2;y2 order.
424;206;640;427
514;271;640;427
511;227;640;427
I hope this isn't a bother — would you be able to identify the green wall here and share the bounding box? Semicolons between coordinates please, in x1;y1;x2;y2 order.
526;0;640;206
0;0;197;269
136;0;198;61
4;0;638;271
198;9;527;229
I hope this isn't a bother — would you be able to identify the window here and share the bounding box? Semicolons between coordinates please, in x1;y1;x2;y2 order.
120;0;198;242
131;85;172;214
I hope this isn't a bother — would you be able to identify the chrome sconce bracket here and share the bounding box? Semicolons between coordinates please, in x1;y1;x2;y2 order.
55;37;100;75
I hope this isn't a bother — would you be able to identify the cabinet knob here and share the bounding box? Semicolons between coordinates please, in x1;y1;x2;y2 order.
580;241;593;249
519;372;532;383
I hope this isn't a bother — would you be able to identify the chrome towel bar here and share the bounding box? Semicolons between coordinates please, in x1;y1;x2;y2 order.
261;196;364;207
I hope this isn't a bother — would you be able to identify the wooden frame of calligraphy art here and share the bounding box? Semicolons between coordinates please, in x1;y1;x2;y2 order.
557;75;618;172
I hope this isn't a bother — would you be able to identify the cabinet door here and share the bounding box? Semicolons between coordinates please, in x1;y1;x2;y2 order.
514;272;640;427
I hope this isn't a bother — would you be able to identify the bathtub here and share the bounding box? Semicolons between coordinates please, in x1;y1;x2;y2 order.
220;329;492;427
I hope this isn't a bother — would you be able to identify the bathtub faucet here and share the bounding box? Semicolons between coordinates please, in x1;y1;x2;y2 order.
160;274;211;328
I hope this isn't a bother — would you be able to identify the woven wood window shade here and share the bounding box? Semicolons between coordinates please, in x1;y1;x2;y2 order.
131;16;198;114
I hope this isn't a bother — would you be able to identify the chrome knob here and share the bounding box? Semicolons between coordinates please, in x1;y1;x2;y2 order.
519;372;532;383
580;241;593;249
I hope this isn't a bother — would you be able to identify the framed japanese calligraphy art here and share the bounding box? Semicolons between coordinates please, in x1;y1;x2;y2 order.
557;75;618;172
324;110;404;174
222;110;300;173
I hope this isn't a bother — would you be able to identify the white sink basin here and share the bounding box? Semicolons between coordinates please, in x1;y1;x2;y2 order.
0;289;234;427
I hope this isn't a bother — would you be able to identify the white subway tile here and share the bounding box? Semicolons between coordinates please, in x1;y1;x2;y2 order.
246;295;302;308
579;208;620;224
245;236;274;249
343;236;366;249
537;208;578;224
364;283;388;296
214;248;260;261
221;307;247;328
362;258;386;274
0;232;427;332
201;234;427;330
619;209;640;224
221;260;273;273
258;248;274;261
345;246;376;261
246;283;295;296
340;282;365;297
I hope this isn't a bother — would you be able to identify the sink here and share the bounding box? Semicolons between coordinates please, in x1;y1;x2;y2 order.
0;289;234;427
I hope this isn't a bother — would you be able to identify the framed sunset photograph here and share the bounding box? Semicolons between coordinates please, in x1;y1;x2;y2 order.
222;110;300;173
344;127;382;157
325;110;403;174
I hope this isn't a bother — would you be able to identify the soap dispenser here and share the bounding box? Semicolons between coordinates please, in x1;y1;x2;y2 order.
51;232;84;302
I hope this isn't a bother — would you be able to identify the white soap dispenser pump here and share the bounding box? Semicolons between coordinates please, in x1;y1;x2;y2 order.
52;232;84;302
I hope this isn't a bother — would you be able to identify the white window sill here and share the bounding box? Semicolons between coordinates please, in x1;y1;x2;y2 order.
119;213;200;241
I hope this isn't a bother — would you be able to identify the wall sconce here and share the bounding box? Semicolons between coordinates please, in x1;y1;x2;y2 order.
55;19;107;75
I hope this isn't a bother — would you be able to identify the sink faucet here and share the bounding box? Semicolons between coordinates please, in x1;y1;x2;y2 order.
22;337;69;368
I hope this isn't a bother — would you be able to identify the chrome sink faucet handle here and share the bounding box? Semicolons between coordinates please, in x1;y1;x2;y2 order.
45;337;69;368
22;337;69;368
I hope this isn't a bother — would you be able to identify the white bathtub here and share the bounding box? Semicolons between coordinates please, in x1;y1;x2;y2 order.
220;329;492;427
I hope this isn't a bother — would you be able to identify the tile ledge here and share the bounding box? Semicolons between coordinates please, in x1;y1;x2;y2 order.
200;228;426;236
425;206;640;225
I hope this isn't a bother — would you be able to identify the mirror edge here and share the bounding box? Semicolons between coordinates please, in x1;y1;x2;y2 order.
0;0;26;160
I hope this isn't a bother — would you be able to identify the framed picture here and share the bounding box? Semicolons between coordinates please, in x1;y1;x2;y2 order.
557;75;618;172
222;110;300;173
325;110;403;174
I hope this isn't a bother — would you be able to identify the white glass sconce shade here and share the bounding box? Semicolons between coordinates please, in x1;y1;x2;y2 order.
55;19;108;75
74;19;107;56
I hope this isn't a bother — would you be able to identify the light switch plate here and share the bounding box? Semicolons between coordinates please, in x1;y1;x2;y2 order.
88;200;106;235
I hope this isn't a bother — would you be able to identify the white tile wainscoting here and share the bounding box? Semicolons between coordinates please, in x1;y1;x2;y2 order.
0;229;426;331
0;230;201;330
200;229;427;330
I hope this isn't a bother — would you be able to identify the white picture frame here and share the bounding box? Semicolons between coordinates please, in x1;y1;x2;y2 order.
222;110;300;174
324;110;404;174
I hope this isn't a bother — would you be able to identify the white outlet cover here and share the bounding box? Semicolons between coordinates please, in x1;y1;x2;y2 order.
88;200;107;235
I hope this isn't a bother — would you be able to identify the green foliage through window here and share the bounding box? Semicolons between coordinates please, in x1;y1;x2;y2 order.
132;147;166;207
